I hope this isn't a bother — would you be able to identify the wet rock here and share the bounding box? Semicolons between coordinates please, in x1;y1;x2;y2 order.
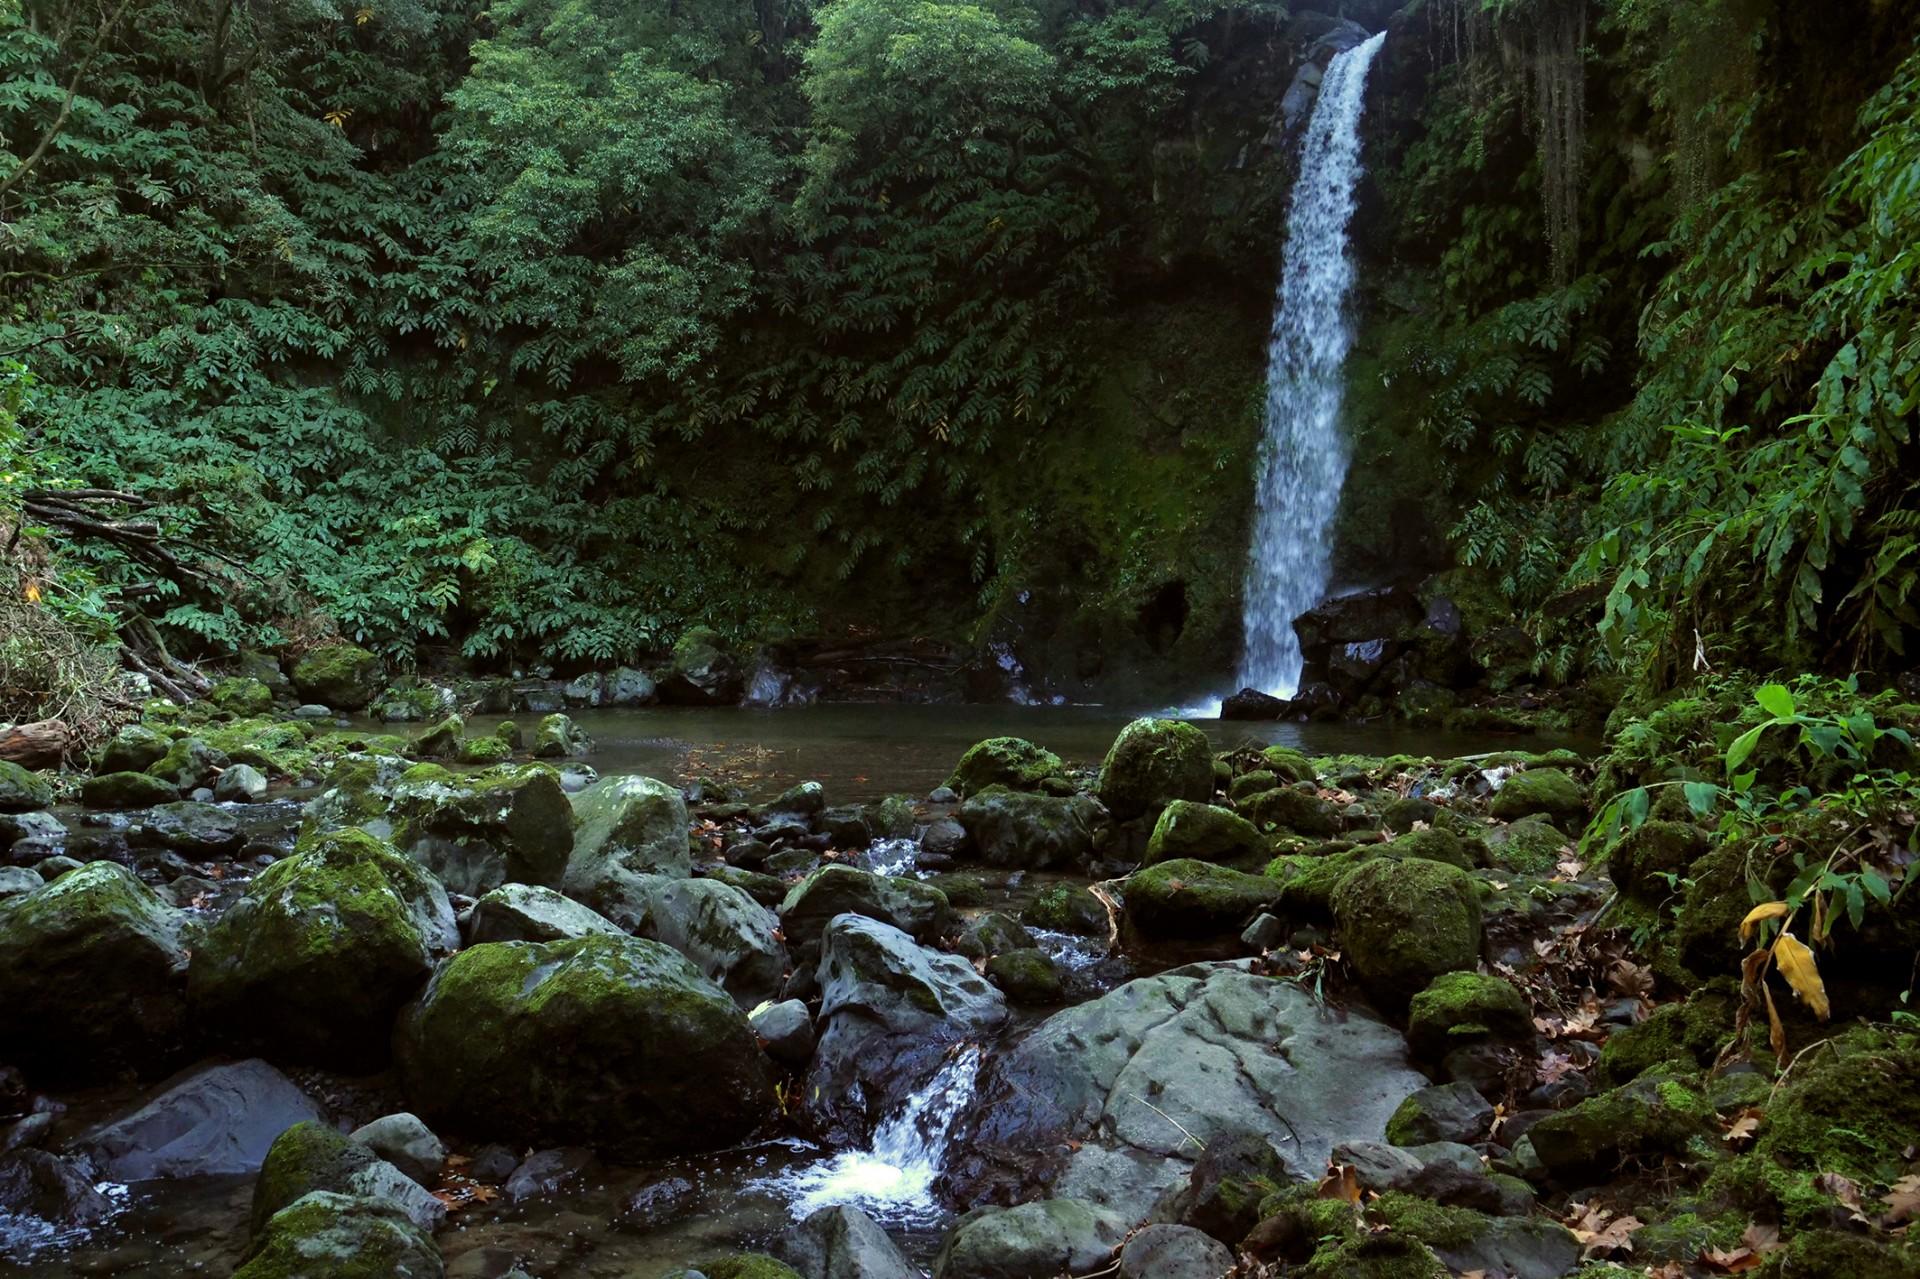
806;916;1006;1141
97;724;169;774
1118;1224;1234;1279
1096;718;1214;821
1220;688;1288;720
776;1204;923;1279
659;626;743;706
1144;800;1266;866
954;961;1424;1221
465;882;622;944
1334;1139;1478;1193
135;801;245;856
0;762;53;813
603;874;789;1006
79;770;180;809
1386;1082;1496;1146
1404;971;1533;1061
533;712;592;759
237;1190;443;1279
947;738;1065;798
701;864;787;908
1241;913;1287;951
1608;819;1710;903
251;1121;445;1234
390;763;574;896
618;1175;696;1229
1;808;64;849
215;764;270;804
0;861;192;1080
350;1114;446;1185
503;1146;594;1201
1236;785;1339;837
749;999;814;1068
395;934;774;1156
1330;857;1482;1010
147;736;228;792
1020;884;1108;937
189;829;458;1069
467;1144;519;1184
74;1059;324;1180
1521;1073;1711;1182
1159;1133;1288;1245
607;667;657;706
1122;859;1283;941
1488;768;1588;825
408;715;464;761
0;865;40;898
290;643;384;711
954;911;1035;959
922;817;968;858
454;735;512;766
31;854;82;880
564;776;694;919
1422;1210;1581;1279
0;1149;115;1228
955;789;1102;870
933;1199;1125;1279
987;948;1063;1005
779;865;952;954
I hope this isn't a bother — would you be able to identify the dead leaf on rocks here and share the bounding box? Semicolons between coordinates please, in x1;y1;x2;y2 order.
1882;1173;1920;1226
1566;1202;1642;1258
1814;1171;1868;1221
1700;1245;1763;1273
1317;1162;1361;1204
1721;1107;1763;1147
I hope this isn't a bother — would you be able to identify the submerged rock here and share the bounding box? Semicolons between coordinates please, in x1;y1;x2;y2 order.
75;1059;325;1180
395;934;774;1156
1096;718;1215;820
189;829;458;1069
0;861;192;1079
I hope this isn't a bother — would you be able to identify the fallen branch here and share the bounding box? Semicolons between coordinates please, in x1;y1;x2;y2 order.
0;719;73;769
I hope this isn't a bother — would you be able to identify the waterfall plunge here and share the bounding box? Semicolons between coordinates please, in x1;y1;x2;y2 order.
1237;31;1387;698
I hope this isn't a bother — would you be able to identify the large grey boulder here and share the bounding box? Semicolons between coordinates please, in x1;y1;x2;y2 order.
603;873;789;1006
955;789;1103;870
73;1059;324;1180
1118;1224;1234;1279
779;865;952;954
389;763;574;896
775;1204;922;1279
951;961;1425;1222
563;775;694;916
933;1199;1125;1279
350;1114;446;1185
464;883;622;944
806;915;1006;1143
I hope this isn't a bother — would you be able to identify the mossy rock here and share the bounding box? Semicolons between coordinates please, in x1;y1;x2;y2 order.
533;712;591;759
1259;746;1317;785
1299;1232;1446;1279
928;872;989;908
369;682;448;724
1751;1026;1920;1188
297;753;408;847
394;934;775;1155
954;911;1034;959
290;643;384;712
700;864;786;909
1610;819;1711;902
1380;827;1474;870
250;1122;387;1236
1263;846;1380;920
202;719;317;778
1020;882;1108;936
390;763;575;895
987;947;1064;1004
1493;815;1571;875
1368;1192;1579;1279
1123;858;1283;940
695;1256;802;1279
1488;768;1588;824
407;715;463;760
1096;717;1214;820
1597;986;1736;1085
1247;1182;1361;1265
1675;840;1790;976
209;677;276;718
97;724;169;774
955;786;1102;870
236;1191;442;1279
1524;1072;1713;1181
1331;857;1483;1010
454;734;512;766
146;736;227;791
1758;1229;1920;1279
1145;800;1266;866
1405;971;1531;1060
1383;1081;1493;1146
777;864;952;951
1238;785;1340;837
947;737;1065;797
81;770;182;809
190;829;457;1069
0;861;192;1079
1381;796;1438;833
1228;770;1279;801
494;720;524;748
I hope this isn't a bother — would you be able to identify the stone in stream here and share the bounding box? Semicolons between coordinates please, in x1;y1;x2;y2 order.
933;1199;1126;1279
602;873;789;1007
289;642;384;711
1118;1224;1236;1279
806;915;1007;1143
533;712;592;758
464;882;623;944
1095;717;1215;821
0;860;193;1080
251;1120;444;1234
949;961;1426;1223
395;934;774;1156
1330;855;1482;1010
389;763;574;895
659;626;743;706
955;788;1102;870
0;1149;116;1229
96;724;169;774
946;737;1066;798
79;770;180;809
778;864;953;954
986;948;1064;1005
503;1146;594;1201
1144;800;1267;866
0;865;41;898
134;800;245;855
73;1059;325;1180
189;829;458;1069
749;999;815;1068
0;761;54;812
1020;883;1107;937
563;775;695;916
236;1191;443;1279
1121;859;1284;940
349;1113;446;1185
775;1204;922;1279
147;735;228;792
214;763;270;804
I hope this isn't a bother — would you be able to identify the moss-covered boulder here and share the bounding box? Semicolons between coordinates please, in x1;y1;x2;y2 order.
248;1121;442;1236
1597;987;1735;1086
1123;858;1284;940
146;735;227;792
1260;746;1317;785
1675;841;1787;976
1021;882;1108;936
1264;846;1380;920
1610;819;1711;903
660;625;743;706
1298;1233;1447;1279
296;754;408;847
1380;827;1474;871
1239;785;1340;837
204;719;317;778
1488;768;1588;824
1366;1193;1579;1279
1757;1230;1920;1279
1145;800;1267;866
933;1199;1125;1279
81;770;182;809
290;643;383;711
235;1191;443;1279
778;864;952;952
452;734;511;766
466;882;622;944
138;800;245;855
0;861;193;1079
563;775;692;917
954;911;1035;959
1491;815;1570;874
394;934;774;1154
685;1256;801;1279
1523;1073;1713;1181
209;677;276;718
97;723;169;774
947;737;1066;797
955;787;1102;869
190;829;457;1068
1749;1026;1920;1189
599;873;789;1006
389;763;574;895
533;712;591;758
0;762;51;813
1331;858;1482;1010
1405;971;1532;1061
406;715;462;760
1096;718;1214;820
986;947;1065;1005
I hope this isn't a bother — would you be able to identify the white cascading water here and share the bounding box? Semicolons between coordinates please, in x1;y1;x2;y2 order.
1237;31;1387;698
766;1045;982;1227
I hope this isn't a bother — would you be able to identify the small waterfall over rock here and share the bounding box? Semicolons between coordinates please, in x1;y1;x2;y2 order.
766;1045;982;1227
1237;31;1387;698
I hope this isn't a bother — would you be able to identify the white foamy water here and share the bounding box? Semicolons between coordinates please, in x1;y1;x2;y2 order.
1238;31;1387;697
763;1046;982;1228
859;838;919;878
1029;927;1106;974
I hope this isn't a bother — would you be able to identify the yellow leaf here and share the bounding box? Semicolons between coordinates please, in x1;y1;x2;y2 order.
1740;901;1790;940
1771;931;1830;1020
355;6;374;23
22;580;41;602
1762;981;1787;1066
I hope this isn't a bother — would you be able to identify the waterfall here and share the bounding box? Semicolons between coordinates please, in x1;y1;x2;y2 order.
765;1046;982;1227
1237;31;1387;698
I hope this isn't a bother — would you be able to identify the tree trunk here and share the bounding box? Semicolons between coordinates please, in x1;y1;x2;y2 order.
0;719;73;768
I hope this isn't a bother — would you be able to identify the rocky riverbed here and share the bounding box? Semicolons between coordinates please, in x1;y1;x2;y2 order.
2;675;1916;1279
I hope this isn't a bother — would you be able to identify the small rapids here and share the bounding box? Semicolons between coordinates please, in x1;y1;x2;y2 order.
761;1047;983;1228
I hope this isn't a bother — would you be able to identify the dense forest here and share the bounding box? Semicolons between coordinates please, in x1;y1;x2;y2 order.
1;0;1911;719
